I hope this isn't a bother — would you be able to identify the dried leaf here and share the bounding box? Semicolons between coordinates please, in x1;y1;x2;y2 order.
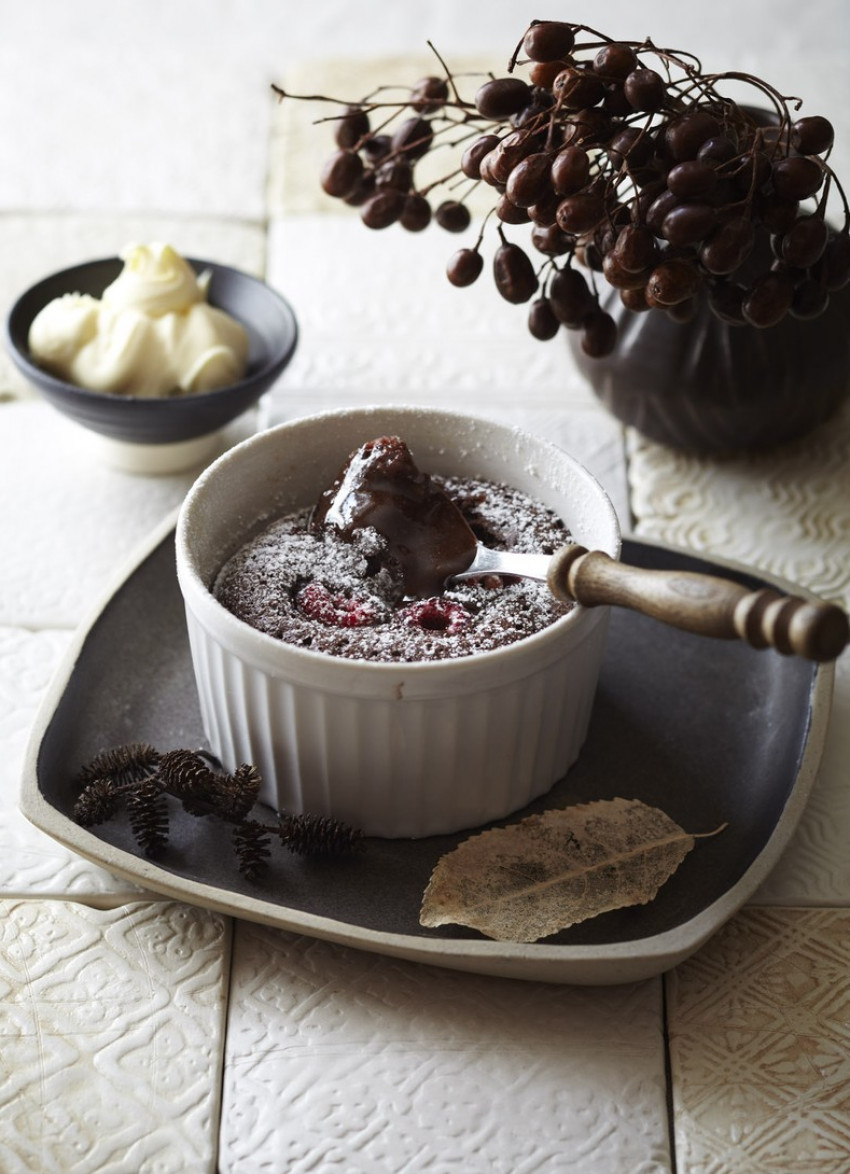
420;798;717;943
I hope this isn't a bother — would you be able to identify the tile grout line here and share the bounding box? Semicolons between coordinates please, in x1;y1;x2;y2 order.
0;892;155;908
212;914;237;1174
662;972;679;1174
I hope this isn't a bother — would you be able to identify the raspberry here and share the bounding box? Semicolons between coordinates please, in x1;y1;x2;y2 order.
399;598;469;635
296;582;377;628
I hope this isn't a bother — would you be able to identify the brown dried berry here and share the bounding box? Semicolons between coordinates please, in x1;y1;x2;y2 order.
475;77;533;120
493;241;538;303
523;21;576;63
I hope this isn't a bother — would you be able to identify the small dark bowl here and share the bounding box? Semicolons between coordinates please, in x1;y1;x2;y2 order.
5;257;298;445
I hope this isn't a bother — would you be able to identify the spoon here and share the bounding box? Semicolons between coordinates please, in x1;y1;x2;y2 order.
315;436;849;664
450;542;849;664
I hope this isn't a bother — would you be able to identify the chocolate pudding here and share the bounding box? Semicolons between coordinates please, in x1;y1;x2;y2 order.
213;436;572;662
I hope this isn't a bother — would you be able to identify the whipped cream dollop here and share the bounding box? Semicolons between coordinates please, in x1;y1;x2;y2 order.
28;243;250;397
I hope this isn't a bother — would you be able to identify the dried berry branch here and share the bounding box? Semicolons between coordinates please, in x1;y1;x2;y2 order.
73;742;363;881
275;17;850;357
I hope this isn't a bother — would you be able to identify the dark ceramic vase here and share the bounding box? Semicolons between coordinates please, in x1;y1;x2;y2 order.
567;105;850;454
567;273;850;453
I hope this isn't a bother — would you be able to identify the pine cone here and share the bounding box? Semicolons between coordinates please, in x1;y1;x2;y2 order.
74;778;118;827
233;820;272;881
127;779;169;858
75;742;160;789
159;749;218;815
212;763;261;822
278;813;364;857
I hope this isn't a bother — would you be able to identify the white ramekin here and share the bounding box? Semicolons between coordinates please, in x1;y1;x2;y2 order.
175;406;621;838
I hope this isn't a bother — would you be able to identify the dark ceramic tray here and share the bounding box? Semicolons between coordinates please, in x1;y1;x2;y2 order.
22;514;833;984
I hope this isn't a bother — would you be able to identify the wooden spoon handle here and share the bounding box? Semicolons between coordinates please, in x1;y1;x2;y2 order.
548;546;849;663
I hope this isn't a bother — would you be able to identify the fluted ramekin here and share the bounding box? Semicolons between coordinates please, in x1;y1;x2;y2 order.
175;406;621;837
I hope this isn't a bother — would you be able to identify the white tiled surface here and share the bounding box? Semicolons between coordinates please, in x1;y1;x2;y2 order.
0;901;230;1174
667;908;850;1172
220;926;670;1173
2;3;850;1171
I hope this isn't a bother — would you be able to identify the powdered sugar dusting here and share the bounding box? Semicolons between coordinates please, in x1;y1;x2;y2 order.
213;475;572;663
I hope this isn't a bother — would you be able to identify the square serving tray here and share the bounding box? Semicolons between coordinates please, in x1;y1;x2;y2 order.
22;513;833;984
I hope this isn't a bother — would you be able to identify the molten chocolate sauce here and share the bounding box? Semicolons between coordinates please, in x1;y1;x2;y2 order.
311;436;477;597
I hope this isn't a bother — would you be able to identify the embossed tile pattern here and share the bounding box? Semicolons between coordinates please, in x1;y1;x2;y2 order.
0;900;230;1174
627;407;850;608
220;924;671;1174
667;908;850;1173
